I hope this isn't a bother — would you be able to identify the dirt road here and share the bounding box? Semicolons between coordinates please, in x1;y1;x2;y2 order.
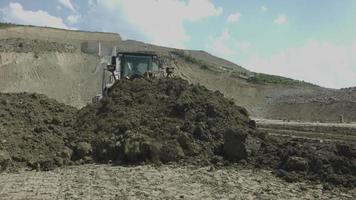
255;119;356;128
0;164;355;200
255;118;356;142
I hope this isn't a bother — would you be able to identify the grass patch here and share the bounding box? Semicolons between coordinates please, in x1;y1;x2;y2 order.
0;22;17;29
200;64;210;70
171;50;213;71
248;73;316;86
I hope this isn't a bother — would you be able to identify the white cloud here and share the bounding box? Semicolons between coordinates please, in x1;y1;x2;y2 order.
227;12;241;23
205;29;250;58
261;6;268;12
96;0;223;48
206;30;235;57
1;2;68;29
67;15;80;24
234;40;250;49
274;14;288;25
58;0;76;12
244;40;356;88
88;0;97;7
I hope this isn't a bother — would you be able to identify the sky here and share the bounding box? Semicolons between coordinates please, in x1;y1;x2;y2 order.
0;0;356;89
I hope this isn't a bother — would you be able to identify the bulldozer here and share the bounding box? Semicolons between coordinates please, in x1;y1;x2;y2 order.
92;51;173;103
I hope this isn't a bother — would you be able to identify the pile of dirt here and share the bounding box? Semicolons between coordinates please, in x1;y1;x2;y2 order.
254;137;356;187
1;78;356;187
0;93;76;171
69;77;356;187
71;78;261;164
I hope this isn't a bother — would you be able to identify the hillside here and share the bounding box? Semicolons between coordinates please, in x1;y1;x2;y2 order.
0;24;353;122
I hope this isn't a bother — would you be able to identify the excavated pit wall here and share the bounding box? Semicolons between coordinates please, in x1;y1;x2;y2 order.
0;27;122;108
0;26;355;123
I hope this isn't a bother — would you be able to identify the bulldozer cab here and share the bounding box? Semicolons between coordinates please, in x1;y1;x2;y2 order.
120;54;153;77
93;52;166;103
116;52;158;79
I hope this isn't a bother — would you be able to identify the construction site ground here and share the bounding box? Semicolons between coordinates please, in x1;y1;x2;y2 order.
1;120;356;199
256;119;356;142
1;26;356;199
1;164;355;200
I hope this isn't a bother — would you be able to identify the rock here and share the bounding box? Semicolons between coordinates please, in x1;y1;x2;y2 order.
248;120;257;128
51;117;61;125
351;159;356;169
122;132;159;163
54;157;64;167
0;150;12;171
275;169;300;182
177;133;198;156
284;156;309;171
93;139;118;161
223;128;261;161
159;141;185;163
336;144;356;158
61;147;73;160
74;142;92;159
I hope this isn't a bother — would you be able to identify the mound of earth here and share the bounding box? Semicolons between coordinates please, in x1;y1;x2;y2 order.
1;78;356;187
256;137;356;187
0;93;76;171
70;77;356;187
72;78;261;164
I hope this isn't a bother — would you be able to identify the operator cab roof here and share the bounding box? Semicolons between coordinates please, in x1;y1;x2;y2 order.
117;51;158;57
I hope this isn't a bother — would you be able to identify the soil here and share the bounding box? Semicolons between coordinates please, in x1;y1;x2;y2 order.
2;25;356;123
72;77;260;164
0;93;76;171
1;164;355;200
0;38;77;53
1;77;356;189
71;77;356;187
265;87;356;122
256;137;356;187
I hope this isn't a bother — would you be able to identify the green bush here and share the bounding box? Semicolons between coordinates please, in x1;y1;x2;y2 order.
200;64;210;70
0;22;15;29
248;73;316;86
171;50;213;71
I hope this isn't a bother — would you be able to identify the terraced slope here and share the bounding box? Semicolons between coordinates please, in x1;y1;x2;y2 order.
0;25;353;122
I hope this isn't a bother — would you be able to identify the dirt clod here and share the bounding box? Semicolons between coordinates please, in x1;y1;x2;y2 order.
74;142;92;159
0;150;11;171
284;156;309;171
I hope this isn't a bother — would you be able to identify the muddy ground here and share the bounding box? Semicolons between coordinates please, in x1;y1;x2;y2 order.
72;77;260;164
1;77;356;200
0;93;76;171
1;164;355;200
256;119;356;142
71;78;356;187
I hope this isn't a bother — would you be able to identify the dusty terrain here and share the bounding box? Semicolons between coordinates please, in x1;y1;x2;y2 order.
0;93;76;171
1;25;348;122
264;88;356;122
1;24;356;199
256;119;356;142
1;164;355;200
2;78;356;189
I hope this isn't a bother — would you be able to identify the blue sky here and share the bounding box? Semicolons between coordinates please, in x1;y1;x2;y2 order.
1;0;356;88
